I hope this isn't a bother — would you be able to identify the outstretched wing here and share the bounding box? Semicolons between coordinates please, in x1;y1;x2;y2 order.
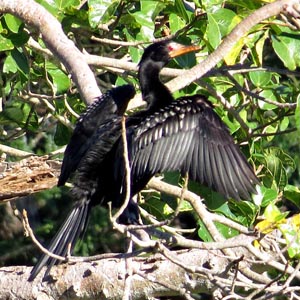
129;95;259;200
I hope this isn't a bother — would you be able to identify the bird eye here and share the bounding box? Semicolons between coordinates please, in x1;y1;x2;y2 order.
167;45;174;52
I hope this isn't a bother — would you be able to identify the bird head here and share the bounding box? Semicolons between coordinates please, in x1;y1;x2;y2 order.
139;40;200;68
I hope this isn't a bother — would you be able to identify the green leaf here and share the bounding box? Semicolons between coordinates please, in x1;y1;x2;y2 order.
263;147;295;190
9;30;30;47
1;101;38;130
279;217;300;259
257;89;278;110
201;0;224;12
284;185;300;208
279;116;289;132
54;123;72;146
88;0;120;27
141;192;173;220
249;70;272;88
224;37;245;65
271;29;300;70
207;8;240;51
175;51;197;69
3;49;29;80
131;1;164;41
206;13;221;49
259;186;278;207
197;219;213;242
0;34;14;51
229;201;258;227
2;106;24;125
47;68;71;94
3;55;18;73
3;14;22;33
11;48;29;76
36;0;61;18
255;30;269;65
174;0;191;23
215;222;239;239
263;203;284;222
55;0;80;9
169;13;186;33
212;8;240;37
197;220;239;241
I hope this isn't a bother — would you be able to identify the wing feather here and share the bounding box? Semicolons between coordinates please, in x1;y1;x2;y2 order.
129;95;258;200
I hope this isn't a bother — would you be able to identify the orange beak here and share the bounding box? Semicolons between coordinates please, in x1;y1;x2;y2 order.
168;42;200;58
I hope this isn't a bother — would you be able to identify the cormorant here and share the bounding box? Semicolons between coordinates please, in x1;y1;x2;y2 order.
122;41;259;202
29;40;259;281
29;84;135;281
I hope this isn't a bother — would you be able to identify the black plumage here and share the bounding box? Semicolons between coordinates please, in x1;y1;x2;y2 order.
125;41;259;201
128;95;258;201
29;84;135;281
29;40;259;281
58;85;135;186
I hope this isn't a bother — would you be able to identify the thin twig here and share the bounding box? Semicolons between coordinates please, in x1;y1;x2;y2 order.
0;144;34;158
22;209;66;262
111;117;131;222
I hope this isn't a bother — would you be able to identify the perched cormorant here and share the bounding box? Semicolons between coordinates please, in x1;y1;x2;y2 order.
29;40;259;281
123;41;259;202
29;84;135;281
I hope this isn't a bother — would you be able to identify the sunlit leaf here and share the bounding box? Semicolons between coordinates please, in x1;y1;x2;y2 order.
224;37;245;65
201;0;224;12
259;186;278;207
278;215;300;258
249;71;272;88
197;219;213;242
55;0;80;9
215;222;239;238
169;13;186;33
47;68;71;94
263;203;282;221
284;185;300;208
131;1;164;40
271;28;300;70
88;0;120;27
256;203;287;234
174;0;190;23
257;89;278;110
255;30;269;65
0;34;14;51
3;14;22;33
206;13;221;49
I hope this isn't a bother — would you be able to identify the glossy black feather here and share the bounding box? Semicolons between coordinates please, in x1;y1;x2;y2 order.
129;95;259;200
29;85;135;281
58;84;135;186
29;40;259;282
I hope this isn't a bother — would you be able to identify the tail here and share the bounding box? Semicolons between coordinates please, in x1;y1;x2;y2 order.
28;198;91;281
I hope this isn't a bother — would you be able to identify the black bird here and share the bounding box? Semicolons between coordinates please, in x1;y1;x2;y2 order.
122;41;259;203
29;84;135;281
29;40;259;281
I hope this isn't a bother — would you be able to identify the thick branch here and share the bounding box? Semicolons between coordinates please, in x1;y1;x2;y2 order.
0;249;226;300
165;0;300;93
0;156;61;202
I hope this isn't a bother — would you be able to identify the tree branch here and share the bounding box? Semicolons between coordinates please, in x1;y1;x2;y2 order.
165;0;300;93
0;0;101;104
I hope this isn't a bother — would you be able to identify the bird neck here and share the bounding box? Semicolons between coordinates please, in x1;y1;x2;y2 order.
138;60;174;111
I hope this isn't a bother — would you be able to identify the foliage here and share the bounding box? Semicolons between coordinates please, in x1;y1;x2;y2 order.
0;0;300;297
